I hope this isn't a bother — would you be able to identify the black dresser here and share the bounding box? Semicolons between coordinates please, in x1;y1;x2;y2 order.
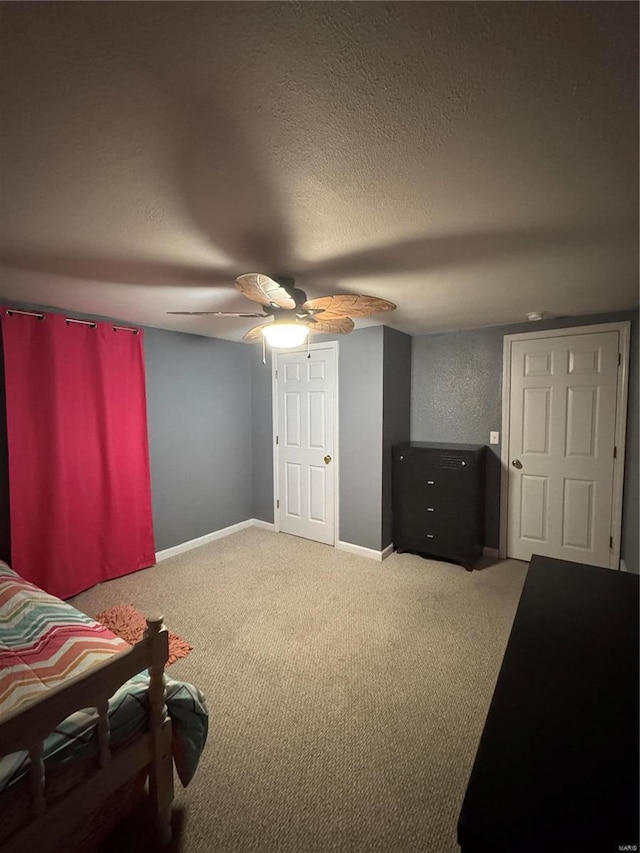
392;442;485;569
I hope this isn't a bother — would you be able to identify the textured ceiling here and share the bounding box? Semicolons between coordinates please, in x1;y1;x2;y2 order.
0;2;638;340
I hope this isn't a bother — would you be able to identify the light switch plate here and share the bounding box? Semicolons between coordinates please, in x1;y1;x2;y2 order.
490;431;500;445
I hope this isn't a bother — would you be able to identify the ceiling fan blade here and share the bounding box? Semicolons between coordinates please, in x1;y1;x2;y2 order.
302;295;396;319
308;316;355;335
167;311;266;317
235;273;296;309
242;321;274;343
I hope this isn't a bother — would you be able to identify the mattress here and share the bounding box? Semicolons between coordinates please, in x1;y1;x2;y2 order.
0;561;208;790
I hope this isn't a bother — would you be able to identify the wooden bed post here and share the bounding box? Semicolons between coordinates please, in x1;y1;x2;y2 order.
145;615;174;849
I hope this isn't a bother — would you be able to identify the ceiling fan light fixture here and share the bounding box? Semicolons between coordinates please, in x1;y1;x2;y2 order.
261;322;309;348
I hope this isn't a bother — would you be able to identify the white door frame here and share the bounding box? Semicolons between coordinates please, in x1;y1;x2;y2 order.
271;340;340;546
499;321;631;567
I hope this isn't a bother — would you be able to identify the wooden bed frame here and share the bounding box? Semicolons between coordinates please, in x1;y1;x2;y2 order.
0;615;174;853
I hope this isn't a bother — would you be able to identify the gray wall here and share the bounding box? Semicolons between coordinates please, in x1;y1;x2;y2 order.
145;328;253;551
382;327;412;550
251;346;275;523
338;327;384;550
411;309;639;572
251;327;386;551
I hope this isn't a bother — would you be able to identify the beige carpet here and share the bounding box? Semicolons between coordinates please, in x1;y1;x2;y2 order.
72;528;528;853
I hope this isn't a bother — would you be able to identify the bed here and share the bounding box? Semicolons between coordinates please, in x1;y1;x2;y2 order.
0;561;208;853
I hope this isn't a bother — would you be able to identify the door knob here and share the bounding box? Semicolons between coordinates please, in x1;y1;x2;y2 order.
512;459;523;469
324;455;332;465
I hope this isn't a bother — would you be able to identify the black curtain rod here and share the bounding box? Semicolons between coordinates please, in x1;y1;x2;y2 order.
6;309;138;334
65;317;96;328
6;309;44;320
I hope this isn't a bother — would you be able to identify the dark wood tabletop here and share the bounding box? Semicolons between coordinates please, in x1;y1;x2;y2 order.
457;554;639;853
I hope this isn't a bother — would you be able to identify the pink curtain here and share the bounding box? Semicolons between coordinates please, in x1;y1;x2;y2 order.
1;309;156;599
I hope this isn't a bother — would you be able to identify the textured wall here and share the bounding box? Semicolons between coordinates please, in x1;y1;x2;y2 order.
411;309;639;571
145;329;253;551
411;325;503;547
382;328;412;550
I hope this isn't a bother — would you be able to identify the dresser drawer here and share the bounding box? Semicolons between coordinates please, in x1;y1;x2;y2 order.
396;499;473;537
395;485;476;522
397;504;470;537
398;528;476;561
397;464;475;508
403;491;476;518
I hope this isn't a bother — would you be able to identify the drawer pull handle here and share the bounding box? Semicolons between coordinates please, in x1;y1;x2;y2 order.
427;480;435;485
427;507;435;512
426;534;435;539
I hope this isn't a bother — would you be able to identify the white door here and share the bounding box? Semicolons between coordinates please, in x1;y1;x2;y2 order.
275;345;337;545
507;330;620;567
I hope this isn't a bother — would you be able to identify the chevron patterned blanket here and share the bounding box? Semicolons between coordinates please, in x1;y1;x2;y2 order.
0;562;130;716
0;562;208;790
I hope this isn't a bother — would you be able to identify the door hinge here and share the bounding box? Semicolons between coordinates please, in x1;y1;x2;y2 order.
610;536;613;549
277;499;280;509
275;369;278;379
618;353;621;366
613;446;617;459
276;435;279;445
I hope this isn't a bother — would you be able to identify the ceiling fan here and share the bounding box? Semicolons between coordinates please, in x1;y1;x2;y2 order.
167;273;396;348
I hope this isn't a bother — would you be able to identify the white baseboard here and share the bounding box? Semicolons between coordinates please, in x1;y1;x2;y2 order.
157;522;394;564
483;546;500;558
251;519;276;532
337;540;393;562
620;559;629;572
155;518;274;562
